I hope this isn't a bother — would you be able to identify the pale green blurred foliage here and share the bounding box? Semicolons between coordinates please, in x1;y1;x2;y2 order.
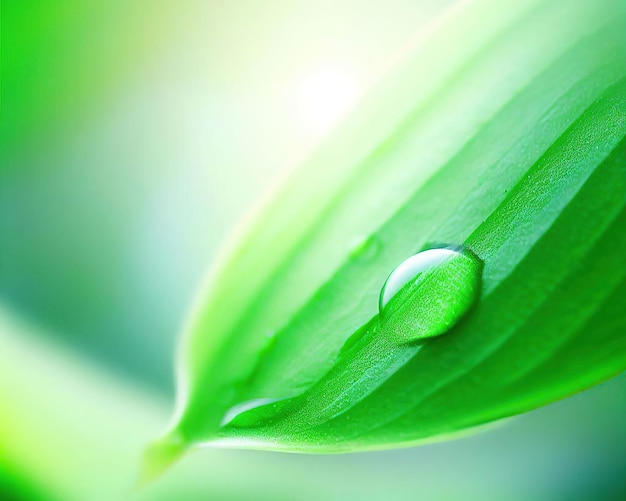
1;0;455;389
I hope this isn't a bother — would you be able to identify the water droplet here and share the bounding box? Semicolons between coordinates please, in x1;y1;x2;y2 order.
220;398;283;427
379;246;483;342
220;397;293;428
348;235;381;260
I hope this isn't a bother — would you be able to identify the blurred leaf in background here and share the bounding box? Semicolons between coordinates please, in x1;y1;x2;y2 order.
1;0;454;389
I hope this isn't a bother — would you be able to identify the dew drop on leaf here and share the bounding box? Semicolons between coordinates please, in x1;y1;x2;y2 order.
379;246;483;342
220;398;285;427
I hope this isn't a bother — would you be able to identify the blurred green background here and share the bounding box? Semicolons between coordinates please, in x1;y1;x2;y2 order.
1;1;625;499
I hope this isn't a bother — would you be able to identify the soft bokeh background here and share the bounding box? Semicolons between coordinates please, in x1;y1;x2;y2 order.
1;1;625;500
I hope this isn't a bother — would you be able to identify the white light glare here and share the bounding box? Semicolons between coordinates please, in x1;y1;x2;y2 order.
295;67;358;133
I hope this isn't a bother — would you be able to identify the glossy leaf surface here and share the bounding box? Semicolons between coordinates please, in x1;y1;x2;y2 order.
154;0;626;458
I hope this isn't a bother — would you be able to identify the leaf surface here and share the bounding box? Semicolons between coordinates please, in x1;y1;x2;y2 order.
156;0;626;456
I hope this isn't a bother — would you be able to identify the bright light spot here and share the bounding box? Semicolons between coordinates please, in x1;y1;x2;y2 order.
295;67;359;133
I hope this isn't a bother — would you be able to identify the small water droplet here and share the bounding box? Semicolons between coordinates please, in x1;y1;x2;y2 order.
220;398;283;427
220;397;293;429
348;235;381;260
378;245;483;342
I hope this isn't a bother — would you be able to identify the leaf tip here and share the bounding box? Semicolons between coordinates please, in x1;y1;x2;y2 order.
137;431;187;488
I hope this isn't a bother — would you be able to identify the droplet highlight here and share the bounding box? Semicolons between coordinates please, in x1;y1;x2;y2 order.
380;248;463;313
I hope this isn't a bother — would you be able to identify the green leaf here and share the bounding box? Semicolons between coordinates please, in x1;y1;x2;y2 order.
152;0;626;460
